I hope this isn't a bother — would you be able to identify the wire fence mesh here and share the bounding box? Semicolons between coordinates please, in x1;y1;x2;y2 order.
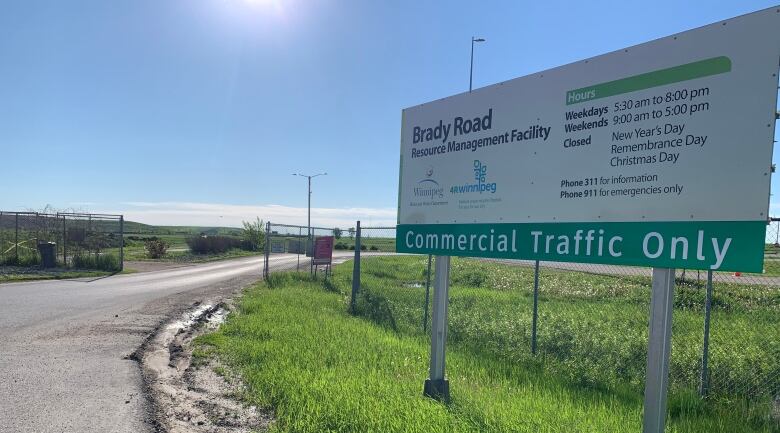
0;211;124;272
264;221;780;428
264;222;340;276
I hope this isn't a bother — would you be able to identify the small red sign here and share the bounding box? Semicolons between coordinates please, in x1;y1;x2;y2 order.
313;236;334;264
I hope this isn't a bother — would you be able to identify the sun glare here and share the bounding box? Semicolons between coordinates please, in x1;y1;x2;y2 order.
241;0;278;7
234;0;287;17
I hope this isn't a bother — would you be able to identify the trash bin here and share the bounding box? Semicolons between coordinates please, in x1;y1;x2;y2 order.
37;242;57;268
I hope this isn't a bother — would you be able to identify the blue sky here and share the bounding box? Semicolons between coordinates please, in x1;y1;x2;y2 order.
1;0;778;227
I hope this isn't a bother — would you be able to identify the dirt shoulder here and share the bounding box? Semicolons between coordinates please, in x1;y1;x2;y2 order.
135;294;272;432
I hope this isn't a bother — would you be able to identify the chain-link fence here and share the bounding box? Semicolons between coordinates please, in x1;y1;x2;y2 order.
263;222;340;277
261;220;780;429
262;222;400;279
0;211;124;272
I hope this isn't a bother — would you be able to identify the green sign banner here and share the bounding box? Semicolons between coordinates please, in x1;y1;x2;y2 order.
396;221;766;272
565;56;732;105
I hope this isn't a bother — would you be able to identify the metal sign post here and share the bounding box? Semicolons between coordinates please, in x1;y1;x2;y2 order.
642;268;675;433
423;255;451;401
350;221;361;313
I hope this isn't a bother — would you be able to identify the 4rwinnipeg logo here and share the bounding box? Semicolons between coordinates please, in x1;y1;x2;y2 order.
450;160;497;194
414;165;445;199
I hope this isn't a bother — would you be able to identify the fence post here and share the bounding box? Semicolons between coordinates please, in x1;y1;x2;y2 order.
297;227;302;271
423;254;432;332
119;215;124;271
531;260;540;355
350;221;361;313
15;212;19;262
263;221;271;280
62;216;67;267
699;270;713;396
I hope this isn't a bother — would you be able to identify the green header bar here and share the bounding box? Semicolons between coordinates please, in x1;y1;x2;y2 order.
397;220;765;273
566;56;731;105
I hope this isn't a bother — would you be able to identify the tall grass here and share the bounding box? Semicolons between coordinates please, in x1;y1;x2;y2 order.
328;256;780;431
198;274;776;433
331;257;780;398
1;253;41;267
71;254;120;272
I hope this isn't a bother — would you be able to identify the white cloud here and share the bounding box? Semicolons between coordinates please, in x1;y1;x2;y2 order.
94;201;396;228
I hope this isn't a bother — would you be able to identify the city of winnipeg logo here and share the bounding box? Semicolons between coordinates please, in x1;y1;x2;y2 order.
414;166;445;199
450;160;498;194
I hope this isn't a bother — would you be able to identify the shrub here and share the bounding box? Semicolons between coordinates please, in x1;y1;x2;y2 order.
360;244;367;251
145;239;169;259
241;217;265;251
186;235;242;254
335;242;348;250
370;245;379;251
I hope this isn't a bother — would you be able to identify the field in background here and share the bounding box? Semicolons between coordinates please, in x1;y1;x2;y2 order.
122;221;243;237
121;223;251;261
119;233;259;263
198;265;779;433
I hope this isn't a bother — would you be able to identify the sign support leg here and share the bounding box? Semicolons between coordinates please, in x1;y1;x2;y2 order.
643;267;675;433
424;255;450;402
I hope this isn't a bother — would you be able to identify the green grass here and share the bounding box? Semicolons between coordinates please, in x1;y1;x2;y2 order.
198;273;777;433
336;256;780;401
0;268;118;283
334;236;396;252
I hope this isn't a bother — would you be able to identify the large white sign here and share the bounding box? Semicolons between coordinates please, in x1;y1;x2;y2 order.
398;8;779;226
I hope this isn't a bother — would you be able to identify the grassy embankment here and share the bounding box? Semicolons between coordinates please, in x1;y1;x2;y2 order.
0;268;129;283
197;256;780;433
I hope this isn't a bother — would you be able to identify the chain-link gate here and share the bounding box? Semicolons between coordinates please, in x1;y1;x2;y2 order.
263;222;346;278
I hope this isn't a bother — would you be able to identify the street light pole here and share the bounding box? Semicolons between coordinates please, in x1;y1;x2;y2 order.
293;172;327;247
469;36;485;92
